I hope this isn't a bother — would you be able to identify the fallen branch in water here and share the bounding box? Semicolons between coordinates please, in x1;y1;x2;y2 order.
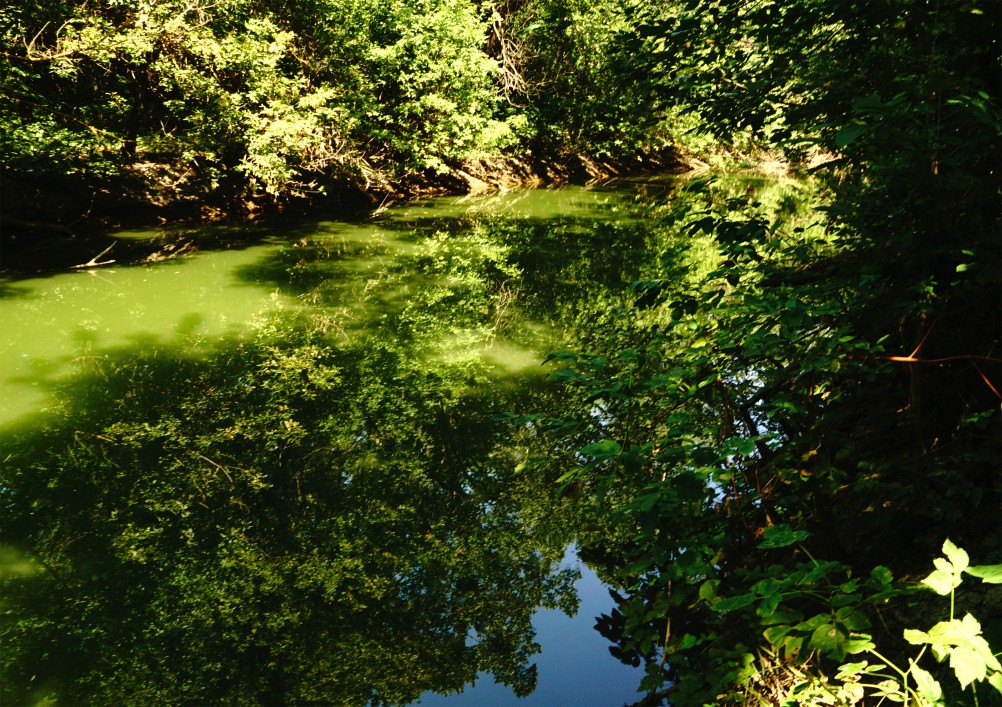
72;243;115;269
140;240;194;263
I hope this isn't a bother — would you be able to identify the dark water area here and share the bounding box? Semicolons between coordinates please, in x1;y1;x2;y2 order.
0;176;808;705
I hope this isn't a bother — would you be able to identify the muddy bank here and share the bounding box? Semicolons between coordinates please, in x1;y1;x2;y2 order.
0;148;690;275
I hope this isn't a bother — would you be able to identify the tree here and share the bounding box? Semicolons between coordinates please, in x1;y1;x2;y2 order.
529;1;1002;702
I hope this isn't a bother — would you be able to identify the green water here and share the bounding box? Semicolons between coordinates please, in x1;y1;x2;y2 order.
1;185;645;425
0;179;681;705
1;246;292;423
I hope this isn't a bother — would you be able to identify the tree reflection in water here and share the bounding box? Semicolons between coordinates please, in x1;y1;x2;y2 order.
0;317;581;704
0;180;688;704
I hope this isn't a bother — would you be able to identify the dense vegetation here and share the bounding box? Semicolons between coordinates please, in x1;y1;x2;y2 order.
1;0;670;228
1;0;1000;705
518;0;1002;704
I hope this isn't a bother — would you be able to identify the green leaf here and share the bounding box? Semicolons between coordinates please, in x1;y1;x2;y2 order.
550;367;585;382
966;564;1002;584
921;567;960;595
960;612;985;640
760;606;803;626
831;592;861;608
699;579;720;601
845;634;876;654
758;524;810;549
903;628;929;645
556;469;582;485
756;594;781;618
988;671;1002;695
834;123;865;149
714;593;757;612
836;661;869;679
724;437;757;456
911;664;943;703
835;608;871;631
781;634;805;660
631;491;662;513
927;616;976;646
763;624;792;646
543;350;578;364
933;557;953;574
942;539;970;573
796;613;833;632
579;439;622;458
809;622;843;653
678;633;700;650
751;577;782;597
950;645;987;689
869;566;894;585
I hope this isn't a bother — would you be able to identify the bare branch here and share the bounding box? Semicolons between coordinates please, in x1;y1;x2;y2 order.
72;243;116;269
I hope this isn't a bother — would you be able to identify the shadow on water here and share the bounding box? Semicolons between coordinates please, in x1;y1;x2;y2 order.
0;210;376;282
0;281;32;299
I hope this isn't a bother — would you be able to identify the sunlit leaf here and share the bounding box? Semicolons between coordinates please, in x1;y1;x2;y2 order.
921;568;959;595
844;634;876;654
965;564;1002;584
941;539;969;573
910;665;943;703
988;671;1002;695
836;661;868;679
950;645;987;689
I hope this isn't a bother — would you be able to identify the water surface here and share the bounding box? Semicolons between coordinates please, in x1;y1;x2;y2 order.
0;180;685;705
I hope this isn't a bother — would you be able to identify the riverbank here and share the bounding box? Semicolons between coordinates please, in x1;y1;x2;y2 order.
0;148;692;275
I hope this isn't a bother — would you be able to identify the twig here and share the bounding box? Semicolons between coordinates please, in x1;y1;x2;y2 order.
72;239;116;266
195;452;234;483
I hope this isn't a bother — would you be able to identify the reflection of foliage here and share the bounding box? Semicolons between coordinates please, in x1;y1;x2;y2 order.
0;183;676;704
0;309;581;704
524;171;1001;704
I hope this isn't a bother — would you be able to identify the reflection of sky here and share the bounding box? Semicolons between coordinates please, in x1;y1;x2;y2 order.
417;549;643;706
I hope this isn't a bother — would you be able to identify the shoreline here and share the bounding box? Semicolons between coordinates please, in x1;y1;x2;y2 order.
0;148;693;276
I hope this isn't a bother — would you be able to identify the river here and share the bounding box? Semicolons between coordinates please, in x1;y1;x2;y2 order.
0;179;691;705
0;176;809;705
